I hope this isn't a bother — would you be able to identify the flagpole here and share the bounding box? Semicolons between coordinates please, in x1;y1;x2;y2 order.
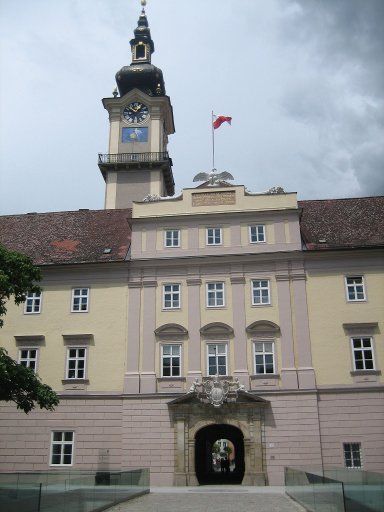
212;110;214;169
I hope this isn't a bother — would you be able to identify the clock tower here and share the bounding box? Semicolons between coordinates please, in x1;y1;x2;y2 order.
99;3;175;209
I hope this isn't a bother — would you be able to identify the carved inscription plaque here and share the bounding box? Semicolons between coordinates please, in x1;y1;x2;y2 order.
192;191;235;207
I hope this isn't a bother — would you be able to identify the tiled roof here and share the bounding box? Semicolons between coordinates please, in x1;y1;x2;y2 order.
298;196;384;250
0;209;132;265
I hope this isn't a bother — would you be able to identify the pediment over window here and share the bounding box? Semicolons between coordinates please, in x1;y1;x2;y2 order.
200;322;234;338
154;323;188;340
246;321;280;335
343;322;379;334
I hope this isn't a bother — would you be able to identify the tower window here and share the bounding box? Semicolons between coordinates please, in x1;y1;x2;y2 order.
135;44;146;60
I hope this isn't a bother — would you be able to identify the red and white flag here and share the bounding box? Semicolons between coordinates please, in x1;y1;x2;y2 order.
213;115;232;129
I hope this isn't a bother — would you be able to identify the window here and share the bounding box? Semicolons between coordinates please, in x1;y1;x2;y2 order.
18;348;38;372
164;229;180;248
66;348;86;379
51;431;74;466
252;280;270;305
254;341;275;374
206;282;225;307
249;225;266;243
351;337;375;370
71;288;89;312
206;227;222;246
346;276;366;301
161;344;181;377
163;284;181;309
135;43;146;59
24;292;42;314
207;344;227;376
343;443;362;469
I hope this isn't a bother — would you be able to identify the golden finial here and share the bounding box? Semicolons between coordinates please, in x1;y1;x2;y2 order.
141;0;147;14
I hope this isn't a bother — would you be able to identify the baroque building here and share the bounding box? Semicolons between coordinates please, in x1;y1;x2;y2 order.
0;5;383;486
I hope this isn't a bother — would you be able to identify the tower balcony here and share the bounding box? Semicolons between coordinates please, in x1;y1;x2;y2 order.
98;152;174;196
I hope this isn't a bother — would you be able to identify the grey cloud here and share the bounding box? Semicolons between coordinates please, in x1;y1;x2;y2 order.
279;0;384;196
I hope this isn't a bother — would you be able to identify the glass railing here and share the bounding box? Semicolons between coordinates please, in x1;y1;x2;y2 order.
285;467;384;512
0;468;149;512
285;467;345;512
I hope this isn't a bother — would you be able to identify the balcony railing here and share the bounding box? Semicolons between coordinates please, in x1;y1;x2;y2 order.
98;152;170;165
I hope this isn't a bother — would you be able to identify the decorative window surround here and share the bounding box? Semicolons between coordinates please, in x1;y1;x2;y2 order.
14;335;45;346
343;442;362;469
254;340;275;374
161;344;181;377
345;276;366;302
351;337;375;371
249;225;266;244
163;284;181;309
207;343;228;376
50;431;74;466
154;324;188;341
71;288;89;313
62;334;94;346
164;229;180;248
206;227;222;246
251;279;271;305
206;282;225;308
18;348;38;372
65;347;87;380
200;323;233;340
24;292;42;314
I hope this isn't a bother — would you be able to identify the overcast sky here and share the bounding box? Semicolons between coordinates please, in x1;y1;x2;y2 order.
0;0;383;215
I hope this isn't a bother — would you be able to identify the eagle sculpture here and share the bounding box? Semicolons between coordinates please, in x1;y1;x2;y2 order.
193;169;234;186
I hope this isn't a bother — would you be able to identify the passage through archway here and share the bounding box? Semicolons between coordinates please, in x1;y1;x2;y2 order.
195;424;245;485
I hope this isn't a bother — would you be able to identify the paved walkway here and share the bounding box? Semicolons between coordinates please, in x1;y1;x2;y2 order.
107;487;305;512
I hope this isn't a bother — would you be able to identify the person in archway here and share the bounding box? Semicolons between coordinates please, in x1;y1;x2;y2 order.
220;456;226;473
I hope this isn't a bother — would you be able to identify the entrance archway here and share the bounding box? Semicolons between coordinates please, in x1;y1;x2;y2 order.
195;424;245;485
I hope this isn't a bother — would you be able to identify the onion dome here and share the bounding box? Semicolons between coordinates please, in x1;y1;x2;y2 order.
115;7;165;97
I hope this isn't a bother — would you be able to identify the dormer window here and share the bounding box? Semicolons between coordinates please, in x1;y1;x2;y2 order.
134;43;147;60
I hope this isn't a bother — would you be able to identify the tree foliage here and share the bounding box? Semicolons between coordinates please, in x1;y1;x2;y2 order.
0;244;59;413
0;348;59;413
0;244;41;328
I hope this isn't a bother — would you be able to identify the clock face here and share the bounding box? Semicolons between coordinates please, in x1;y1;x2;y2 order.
123;102;149;124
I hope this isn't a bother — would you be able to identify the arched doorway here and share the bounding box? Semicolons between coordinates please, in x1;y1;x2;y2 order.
195;424;245;485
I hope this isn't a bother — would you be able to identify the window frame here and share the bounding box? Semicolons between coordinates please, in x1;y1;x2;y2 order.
350;336;375;371
18;347;39;373
164;229;181;248
24;291;42;314
345;276;366;302
161;343;182;378
343;442;362;469
50;431;75;466
253;340;275;375
206;227;223;246
206;281;226;308
206;343;228;377
251;279;271;306
249;225;266;244
65;347;87;380
162;283;181;310
71;288;90;313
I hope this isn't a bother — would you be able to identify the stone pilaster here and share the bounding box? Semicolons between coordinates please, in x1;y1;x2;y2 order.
291;273;316;389
124;281;142;394
276;274;298;389
140;279;157;393
187;278;202;387
230;275;249;387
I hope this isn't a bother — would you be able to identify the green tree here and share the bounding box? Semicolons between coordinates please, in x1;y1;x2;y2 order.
0;348;59;413
0;244;41;328
0;244;59;413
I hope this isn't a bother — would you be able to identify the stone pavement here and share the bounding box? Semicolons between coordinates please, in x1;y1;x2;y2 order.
107;486;305;512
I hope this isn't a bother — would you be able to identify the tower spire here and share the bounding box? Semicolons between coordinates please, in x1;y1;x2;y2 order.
141;0;147;15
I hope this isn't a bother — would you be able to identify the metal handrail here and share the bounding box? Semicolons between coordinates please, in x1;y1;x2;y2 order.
98;152;170;164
